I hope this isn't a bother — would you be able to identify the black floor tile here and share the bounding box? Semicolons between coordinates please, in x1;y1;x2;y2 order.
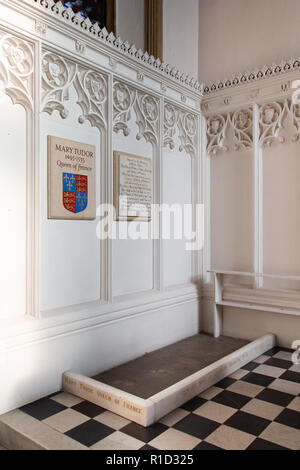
280;371;300;384
225;410;270;436
20;397;67;420
212;390;251;409
193;441;222;450
121;422;168;443
278;347;293;353
275;408;300;430
215;377;236;389
65;420;114;447
174;414;219;440
265;357;293;370
256;388;294;407
140;445;157;450
47;391;62;399
71;401;106;418
264;347;281;356
180;397;206;412
241;372;274;387
242;362;259;372
247;438;288;450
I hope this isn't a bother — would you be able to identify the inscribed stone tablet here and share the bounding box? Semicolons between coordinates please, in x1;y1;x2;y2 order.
47;136;96;220
113;151;152;221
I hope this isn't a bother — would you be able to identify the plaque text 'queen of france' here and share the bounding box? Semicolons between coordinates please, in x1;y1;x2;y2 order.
48;136;96;220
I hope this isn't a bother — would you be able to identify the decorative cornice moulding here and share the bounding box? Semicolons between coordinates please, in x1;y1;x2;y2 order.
14;0;202;95
203;58;300;95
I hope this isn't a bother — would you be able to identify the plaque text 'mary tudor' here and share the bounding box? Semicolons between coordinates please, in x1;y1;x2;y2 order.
47;135;96;220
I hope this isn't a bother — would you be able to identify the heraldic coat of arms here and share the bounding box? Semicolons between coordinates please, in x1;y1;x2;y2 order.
63;173;88;214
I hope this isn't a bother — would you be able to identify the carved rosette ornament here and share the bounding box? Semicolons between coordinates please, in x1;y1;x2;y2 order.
113;80;159;145
41;50;107;129
0;34;34;108
207;108;253;155
259;100;300;147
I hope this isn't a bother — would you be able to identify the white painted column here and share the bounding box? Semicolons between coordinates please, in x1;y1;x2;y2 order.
253;103;263;288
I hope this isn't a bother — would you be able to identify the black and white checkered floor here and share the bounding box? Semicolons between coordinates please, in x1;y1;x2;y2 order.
18;346;300;450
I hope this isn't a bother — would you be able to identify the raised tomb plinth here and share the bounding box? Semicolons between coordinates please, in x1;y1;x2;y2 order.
63;333;275;427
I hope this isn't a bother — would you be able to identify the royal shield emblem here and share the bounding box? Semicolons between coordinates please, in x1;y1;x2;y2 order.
63;173;88;214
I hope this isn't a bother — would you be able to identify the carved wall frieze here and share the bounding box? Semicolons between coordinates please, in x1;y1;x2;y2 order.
41;50;107;130
163;102;198;157
207;108;253;155
113;80;159;146
259;99;300;147
0;33;34;109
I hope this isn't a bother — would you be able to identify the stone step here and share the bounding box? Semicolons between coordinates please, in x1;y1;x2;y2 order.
0;410;87;450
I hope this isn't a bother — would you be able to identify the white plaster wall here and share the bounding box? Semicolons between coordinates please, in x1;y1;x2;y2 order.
0;97;27;319
163;149;193;287
112;112;153;297
163;0;199;78
263;142;300;290
115;0;145;51
199;0;300;83
211;148;254;272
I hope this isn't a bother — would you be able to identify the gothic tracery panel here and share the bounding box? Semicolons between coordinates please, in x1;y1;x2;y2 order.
41;50;107;130
206;108;253;156
163;101;198;157
259;99;300;147
113;80;159;146
0;33;34;109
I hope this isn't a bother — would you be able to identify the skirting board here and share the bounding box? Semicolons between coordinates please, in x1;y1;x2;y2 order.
62;333;275;427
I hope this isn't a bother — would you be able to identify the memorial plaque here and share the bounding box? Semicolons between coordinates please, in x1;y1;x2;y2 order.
47;135;96;220
113;151;152;221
